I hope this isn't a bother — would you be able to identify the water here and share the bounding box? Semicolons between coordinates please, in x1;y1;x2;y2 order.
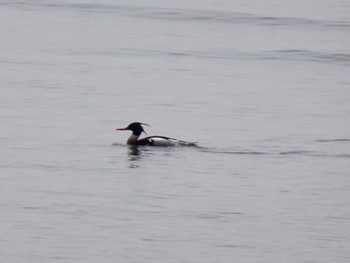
1;0;350;262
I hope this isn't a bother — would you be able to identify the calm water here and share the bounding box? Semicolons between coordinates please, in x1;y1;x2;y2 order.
1;0;350;262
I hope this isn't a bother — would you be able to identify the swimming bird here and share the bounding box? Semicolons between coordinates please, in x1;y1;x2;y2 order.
116;122;197;147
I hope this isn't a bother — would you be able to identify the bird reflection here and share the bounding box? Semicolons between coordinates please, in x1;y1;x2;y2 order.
128;145;141;159
127;145;145;168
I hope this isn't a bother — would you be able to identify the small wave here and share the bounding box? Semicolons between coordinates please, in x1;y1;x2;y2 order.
223;151;269;155
109;48;350;66
111;142;126;147
114;144;350;159
9;1;348;31
316;139;350;143
279;150;318;155
200;148;270;155
334;154;350;158
279;151;350;159
202;148;350;159
261;50;350;66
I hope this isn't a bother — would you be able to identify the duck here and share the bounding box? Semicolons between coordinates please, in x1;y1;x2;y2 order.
116;122;197;147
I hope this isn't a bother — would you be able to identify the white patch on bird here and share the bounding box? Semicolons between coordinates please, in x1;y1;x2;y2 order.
151;138;177;147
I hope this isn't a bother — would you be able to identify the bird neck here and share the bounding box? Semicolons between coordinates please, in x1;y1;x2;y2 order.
127;134;140;145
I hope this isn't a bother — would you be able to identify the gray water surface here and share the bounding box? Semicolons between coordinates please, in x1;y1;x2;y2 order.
1;1;350;262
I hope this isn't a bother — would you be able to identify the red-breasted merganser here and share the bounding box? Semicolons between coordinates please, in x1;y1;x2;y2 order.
116;122;197;147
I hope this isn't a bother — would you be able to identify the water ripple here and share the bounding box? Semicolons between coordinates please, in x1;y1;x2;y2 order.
92;47;350;66
316;139;350;143
4;1;349;31
262;50;350;66
200;147;350;159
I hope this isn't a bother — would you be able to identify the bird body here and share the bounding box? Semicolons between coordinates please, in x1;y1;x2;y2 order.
116;122;197;147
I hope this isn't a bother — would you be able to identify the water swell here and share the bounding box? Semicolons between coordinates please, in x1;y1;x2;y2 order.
6;1;350;31
316;139;350;143
263;50;350;66
200;147;350;158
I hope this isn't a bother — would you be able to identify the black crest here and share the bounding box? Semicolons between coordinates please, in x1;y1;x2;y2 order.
125;122;150;136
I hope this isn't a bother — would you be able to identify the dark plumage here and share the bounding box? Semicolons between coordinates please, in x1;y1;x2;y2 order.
116;122;197;147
